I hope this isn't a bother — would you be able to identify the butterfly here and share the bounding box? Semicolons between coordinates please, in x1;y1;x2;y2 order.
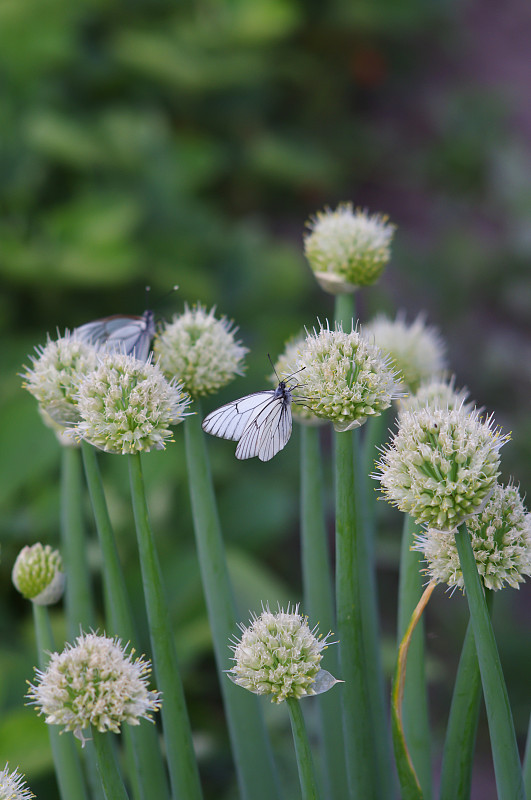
74;310;156;362
202;377;299;462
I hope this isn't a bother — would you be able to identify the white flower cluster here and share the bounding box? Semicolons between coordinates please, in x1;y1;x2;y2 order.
398;377;472;416
228;606;336;704
0;764;35;800
415;484;531;591
27;632;161;744
375;406;508;530
12;543;65;606
22;333;99;425
71;354;190;454
298;323;399;431
363;313;446;393
304;204;395;294
154;304;248;397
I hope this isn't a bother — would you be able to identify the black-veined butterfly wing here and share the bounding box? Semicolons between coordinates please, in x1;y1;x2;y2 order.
235;394;292;461
202;383;293;461
201;392;276;442
74;310;155;361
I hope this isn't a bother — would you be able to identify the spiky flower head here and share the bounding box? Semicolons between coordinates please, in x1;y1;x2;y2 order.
228;605;338;704
297;322;399;431
414;484;531;591
153;304;248;398
375;406;508;530
363;313;446;393
272;337;324;426
22;332;99;425
398;377;473;416
303;204;395;294
0;764;35;800
69;353;190;454
12;543;65;606
27;632;161;744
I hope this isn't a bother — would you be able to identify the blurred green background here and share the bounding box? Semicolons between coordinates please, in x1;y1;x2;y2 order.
1;0;530;797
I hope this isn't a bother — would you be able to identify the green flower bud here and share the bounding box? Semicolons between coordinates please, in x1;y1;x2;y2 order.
12;544;65;606
304;204;395;294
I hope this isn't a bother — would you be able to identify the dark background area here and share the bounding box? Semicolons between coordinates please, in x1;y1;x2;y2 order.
1;0;530;797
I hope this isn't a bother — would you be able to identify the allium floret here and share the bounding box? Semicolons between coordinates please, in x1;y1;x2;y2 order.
303;204;395;294
70;353;190;454
414;484;531;591
27;632;161;744
363;313;447;393
272;338;324;426
22;332;99;425
153;304;248;397
375;406;508;530
298;322;400;431
0;764;35;800
12;543;65;606
398;376;473;416
228;605;338;704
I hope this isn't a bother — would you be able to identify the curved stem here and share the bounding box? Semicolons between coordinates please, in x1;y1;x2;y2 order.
397;515;432;798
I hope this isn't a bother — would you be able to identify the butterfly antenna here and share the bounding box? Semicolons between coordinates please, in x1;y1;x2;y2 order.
267;353;281;384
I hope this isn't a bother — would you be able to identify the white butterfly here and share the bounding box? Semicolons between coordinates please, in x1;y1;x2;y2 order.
74;310;156;362
202;380;296;461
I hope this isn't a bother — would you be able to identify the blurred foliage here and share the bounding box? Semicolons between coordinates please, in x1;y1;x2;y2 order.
1;0;530;797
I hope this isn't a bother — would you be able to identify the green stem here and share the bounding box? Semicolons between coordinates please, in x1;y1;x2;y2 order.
128;452;203;800
286;698;321;800
60;446;95;636
334;293;356;330
81;443;170;800
439;594;494;800
32;604;90;800
397;515;432;798
335;428;378;796
91;729;130;800
300;426;348;800
454;525;525;799
184;407;282;800
523;712;531;798
353;427;393;799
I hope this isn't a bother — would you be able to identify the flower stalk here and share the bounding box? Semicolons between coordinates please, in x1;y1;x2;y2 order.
81;442;170;800
300;426;348;800
454;524;525;799
184;406;282;800
91;729;130;800
128;453;203;800
439;610;487;800
60;446;95;636
286;697;321;800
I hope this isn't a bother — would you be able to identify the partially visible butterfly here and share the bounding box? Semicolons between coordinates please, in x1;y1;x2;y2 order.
74;310;156;362
202;367;304;461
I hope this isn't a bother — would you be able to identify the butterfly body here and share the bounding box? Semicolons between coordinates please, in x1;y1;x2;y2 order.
202;381;293;461
74;310;155;361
